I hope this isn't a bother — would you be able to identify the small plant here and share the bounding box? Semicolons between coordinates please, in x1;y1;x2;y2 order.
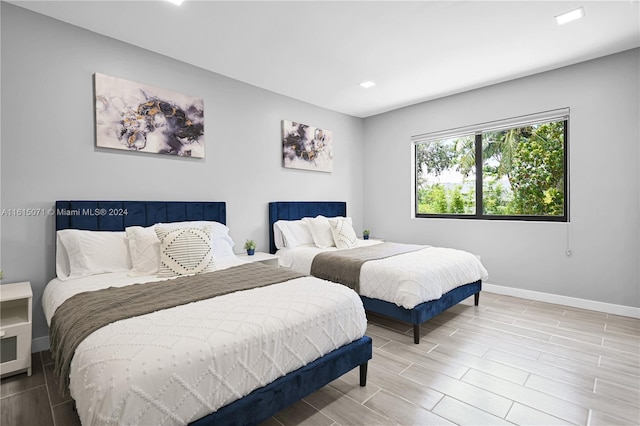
244;239;256;255
0;270;3;280
363;229;370;237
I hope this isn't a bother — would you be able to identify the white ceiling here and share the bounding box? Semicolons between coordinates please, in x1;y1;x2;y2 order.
8;1;640;118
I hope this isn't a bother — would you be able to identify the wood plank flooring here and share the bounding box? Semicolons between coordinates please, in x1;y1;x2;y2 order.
1;291;638;425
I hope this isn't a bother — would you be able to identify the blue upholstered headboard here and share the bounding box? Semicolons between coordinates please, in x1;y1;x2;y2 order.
268;201;346;254
55;201;226;231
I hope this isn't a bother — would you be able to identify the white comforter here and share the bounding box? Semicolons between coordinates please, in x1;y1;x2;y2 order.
43;257;367;426
277;240;488;309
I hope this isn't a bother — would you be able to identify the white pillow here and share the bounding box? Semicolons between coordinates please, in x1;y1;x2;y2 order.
156;220;232;241
125;226;161;276
126;221;235;276
167;221;236;254
55;233;71;280
302;215;336;248
57;229;132;280
155;225;216;277
274;219;314;249
329;217;358;249
273;222;286;249
210;238;235;257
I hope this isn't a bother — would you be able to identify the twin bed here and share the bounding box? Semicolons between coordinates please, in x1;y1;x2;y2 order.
45;200;372;426
268;201;488;344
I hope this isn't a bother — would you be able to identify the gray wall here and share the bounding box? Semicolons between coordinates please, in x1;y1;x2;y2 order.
363;48;640;308
2;3;638;349
0;3;364;344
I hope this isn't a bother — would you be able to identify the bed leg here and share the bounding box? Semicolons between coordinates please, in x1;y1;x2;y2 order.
359;362;368;386
474;292;480;306
413;324;420;344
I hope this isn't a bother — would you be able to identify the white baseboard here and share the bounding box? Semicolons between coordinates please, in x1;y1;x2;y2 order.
483;282;640;319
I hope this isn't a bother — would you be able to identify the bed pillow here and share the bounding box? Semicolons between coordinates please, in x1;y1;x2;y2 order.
166;221;236;255
55;233;71;280
273;221;286;249
156;220;232;241
155;225;217;277
209;238;235;258
126;221;235;276
274;219;314;249
125;226;161;276
57;229;132;280
302;215;336;248
329;217;358;249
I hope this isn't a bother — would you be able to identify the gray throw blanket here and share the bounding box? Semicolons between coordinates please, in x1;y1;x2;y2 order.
50;262;305;393
310;242;424;293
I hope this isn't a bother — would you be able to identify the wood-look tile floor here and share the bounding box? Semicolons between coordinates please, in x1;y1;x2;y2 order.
2;291;639;425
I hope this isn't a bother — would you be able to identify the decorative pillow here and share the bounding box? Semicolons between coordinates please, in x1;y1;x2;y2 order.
57;229;131;280
126;221;236;276
125;226;161;276
154;225;216;277
329;217;358;249
164;221;236;253
274;219;315;249
302;215;335;248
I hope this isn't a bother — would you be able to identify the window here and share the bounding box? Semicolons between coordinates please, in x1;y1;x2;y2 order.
414;110;568;222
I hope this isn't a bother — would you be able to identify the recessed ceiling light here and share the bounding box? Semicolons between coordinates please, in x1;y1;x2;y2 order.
555;7;584;25
166;0;185;5
359;81;376;89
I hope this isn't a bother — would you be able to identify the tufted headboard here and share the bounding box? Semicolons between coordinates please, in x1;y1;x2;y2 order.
55;200;226;231
268;201;346;254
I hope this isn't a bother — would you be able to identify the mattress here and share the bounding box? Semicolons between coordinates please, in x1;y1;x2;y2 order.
277;240;488;309
43;257;367;425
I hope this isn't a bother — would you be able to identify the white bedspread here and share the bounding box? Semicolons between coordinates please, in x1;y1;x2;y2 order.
43;257;367;425
277;241;488;309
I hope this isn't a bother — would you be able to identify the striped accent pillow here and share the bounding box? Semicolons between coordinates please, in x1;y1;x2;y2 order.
329;217;358;249
155;225;216;277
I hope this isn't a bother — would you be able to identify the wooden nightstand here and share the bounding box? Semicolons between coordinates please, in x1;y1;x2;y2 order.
0;281;32;378
237;252;280;267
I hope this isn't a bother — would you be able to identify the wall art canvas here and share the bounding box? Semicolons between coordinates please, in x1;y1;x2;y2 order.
95;73;205;158
282;120;333;172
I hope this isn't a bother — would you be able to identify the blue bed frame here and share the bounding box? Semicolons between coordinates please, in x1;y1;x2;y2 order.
268;201;481;344
55;200;372;426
